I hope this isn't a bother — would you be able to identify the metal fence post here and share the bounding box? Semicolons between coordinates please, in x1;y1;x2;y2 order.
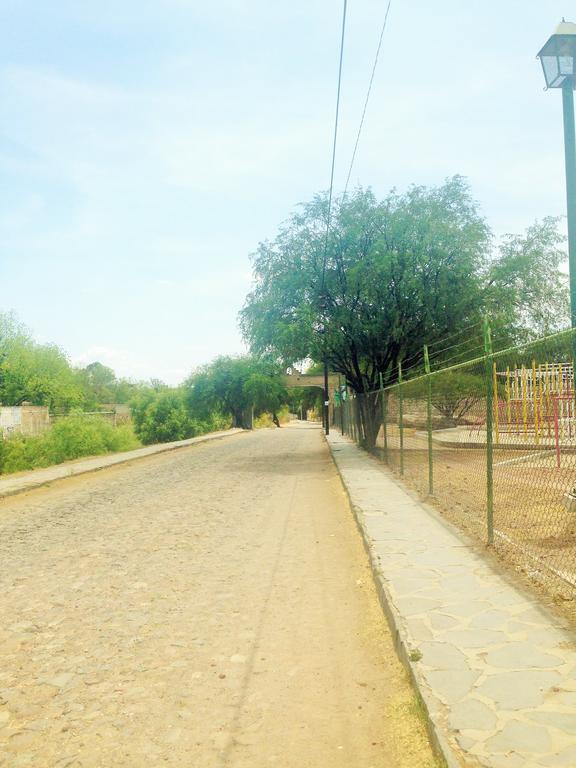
348;395;352;440
484;317;494;546
424;345;433;495
379;372;388;463
347;390;351;437
337;397;342;433
398;362;404;476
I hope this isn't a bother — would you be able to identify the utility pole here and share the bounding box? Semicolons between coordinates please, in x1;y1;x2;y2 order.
324;360;330;435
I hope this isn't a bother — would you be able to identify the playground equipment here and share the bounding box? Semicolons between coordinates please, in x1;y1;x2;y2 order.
494;362;575;465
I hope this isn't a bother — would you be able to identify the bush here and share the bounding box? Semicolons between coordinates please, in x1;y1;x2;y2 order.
47;417;139;462
0;416;140;475
131;389;230;445
131;390;197;445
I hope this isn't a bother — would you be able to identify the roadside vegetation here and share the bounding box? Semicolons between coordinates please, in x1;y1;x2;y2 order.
131;388;231;445
0;315;302;472
0;416;140;475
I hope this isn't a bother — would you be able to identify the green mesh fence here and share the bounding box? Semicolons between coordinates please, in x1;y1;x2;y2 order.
332;327;576;600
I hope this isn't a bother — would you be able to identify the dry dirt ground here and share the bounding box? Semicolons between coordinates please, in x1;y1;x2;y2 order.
0;422;439;768
382;425;576;609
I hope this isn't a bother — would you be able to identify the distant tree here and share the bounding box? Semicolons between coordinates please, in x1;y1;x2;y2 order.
285;387;322;420
112;378;142;404
407;370;486;425
0;314;84;409
185;355;287;429
79;362;117;404
0;311;176;418
243;373;287;427
148;378;168;392
484;216;569;340
186;357;252;428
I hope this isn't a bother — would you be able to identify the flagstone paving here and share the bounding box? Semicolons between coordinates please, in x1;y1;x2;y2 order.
328;430;576;768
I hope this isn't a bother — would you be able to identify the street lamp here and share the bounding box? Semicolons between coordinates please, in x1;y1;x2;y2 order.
538;20;576;327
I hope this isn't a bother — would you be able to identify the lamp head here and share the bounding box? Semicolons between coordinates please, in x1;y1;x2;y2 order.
537;21;576;89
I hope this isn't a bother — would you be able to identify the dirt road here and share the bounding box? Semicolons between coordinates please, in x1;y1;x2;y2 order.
0;423;438;767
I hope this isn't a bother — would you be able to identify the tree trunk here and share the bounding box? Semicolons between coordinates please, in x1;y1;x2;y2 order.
356;392;380;450
232;409;253;429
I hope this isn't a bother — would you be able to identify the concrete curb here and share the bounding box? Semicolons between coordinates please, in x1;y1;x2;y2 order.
325;433;462;768
0;429;246;501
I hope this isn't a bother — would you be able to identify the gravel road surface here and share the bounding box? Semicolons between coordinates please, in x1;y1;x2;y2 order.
0;422;438;767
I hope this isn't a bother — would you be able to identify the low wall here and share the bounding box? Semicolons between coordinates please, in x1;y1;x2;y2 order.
0;406;50;437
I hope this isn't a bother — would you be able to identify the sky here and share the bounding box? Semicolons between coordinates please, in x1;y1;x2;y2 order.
0;0;573;384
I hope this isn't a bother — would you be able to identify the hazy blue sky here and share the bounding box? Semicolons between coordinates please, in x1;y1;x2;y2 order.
0;1;572;383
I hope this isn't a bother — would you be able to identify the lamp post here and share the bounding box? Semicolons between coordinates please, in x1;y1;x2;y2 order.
538;21;576;328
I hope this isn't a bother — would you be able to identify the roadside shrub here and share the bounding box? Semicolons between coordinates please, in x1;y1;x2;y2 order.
46;417;139;463
0;434;47;474
131;389;232;445
131;390;196;444
0;417;140;475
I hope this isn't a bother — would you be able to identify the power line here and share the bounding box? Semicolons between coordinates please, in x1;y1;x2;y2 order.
320;0;348;292
400;348;424;367
430;343;486;369
427;320;483;348
427;334;482;360
402;356;425;375
343;0;393;197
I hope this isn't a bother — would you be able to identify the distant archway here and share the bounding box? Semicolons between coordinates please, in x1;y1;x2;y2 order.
282;373;340;392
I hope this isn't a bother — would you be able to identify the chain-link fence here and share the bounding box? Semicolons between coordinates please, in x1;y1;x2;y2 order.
332;326;576;601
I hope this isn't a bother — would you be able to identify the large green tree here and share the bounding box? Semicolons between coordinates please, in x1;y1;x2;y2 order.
240;178;568;446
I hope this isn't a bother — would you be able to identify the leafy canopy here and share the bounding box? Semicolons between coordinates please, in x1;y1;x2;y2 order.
240;178;568;394
0;313;84;409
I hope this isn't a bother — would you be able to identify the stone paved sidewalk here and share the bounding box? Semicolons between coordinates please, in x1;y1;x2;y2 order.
0;429;244;499
327;431;576;768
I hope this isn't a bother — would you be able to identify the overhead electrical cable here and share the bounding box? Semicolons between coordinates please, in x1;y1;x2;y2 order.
430;343;486;369
427;320;483;348
319;0;348;435
320;0;348;294
343;0;393;197
427;335;483;359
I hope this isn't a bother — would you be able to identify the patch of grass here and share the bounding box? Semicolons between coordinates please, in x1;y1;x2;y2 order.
407;696;448;768
409;648;423;662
